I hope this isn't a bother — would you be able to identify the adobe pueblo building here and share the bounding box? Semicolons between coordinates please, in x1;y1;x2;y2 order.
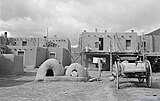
1;27;160;76
7;35;71;68
140;28;160;72
0;32;24;76
72;28;160;72
0;32;72;76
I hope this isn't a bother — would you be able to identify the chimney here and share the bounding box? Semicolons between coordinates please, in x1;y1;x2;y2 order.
44;36;47;46
95;28;98;32
131;30;134;33
4;32;7;39
83;30;86;32
105;30;107;33
4;32;8;45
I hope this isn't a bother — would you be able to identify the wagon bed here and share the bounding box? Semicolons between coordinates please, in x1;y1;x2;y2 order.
112;54;152;89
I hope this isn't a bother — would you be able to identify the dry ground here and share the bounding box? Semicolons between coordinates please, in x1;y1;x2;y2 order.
0;68;160;101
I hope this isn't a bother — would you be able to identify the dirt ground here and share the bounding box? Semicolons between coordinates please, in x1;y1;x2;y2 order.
0;68;160;101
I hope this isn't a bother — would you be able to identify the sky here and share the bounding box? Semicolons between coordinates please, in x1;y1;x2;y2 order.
0;0;160;45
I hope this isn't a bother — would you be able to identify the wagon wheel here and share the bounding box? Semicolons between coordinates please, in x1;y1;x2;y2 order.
138;77;144;83
114;61;119;89
145;60;152;88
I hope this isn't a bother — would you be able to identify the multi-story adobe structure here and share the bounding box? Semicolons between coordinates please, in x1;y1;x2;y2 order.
79;29;138;52
0;32;8;54
47;36;71;67
8;35;71;52
0;32;23;76
47;35;71;52
140;28;160;53
7;35;71;68
0;35;6;54
75;29;138;70
71;28;160;71
139;28;160;72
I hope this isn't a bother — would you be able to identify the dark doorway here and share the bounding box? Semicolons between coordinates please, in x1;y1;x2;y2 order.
46;69;54;76
22;41;27;46
18;51;25;55
126;40;131;50
99;38;103;50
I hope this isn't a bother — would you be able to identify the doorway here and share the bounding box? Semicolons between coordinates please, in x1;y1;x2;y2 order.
17;50;25;66
99;38;103;50
46;69;54;76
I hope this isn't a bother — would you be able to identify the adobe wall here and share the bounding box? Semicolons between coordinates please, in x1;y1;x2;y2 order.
47;37;71;52
48;47;63;63
62;48;71;66
35;47;47;67
142;35;160;52
67;38;71;52
0;54;23;76
24;47;37;66
80;32;138;52
142;35;152;52
8;46;37;67
153;35;160;52
48;47;71;67
14;55;24;74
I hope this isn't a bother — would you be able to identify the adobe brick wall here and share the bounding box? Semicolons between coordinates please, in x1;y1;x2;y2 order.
0;54;24;76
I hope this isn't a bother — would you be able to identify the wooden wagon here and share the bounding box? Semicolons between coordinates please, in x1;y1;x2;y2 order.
112;54;152;89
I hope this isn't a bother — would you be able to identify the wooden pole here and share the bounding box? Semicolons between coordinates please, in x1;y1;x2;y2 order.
46;27;48;44
110;40;112;72
98;58;102;80
142;33;145;61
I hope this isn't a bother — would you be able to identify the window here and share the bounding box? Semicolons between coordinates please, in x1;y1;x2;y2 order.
142;41;147;51
49;52;56;58
126;40;131;50
1;50;4;54
22;41;27;46
13;41;16;46
95;42;99;48
53;43;57;47
141;41;146;47
144;41;146;48
18;51;25;56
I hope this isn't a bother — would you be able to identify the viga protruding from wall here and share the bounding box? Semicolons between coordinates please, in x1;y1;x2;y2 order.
65;63;88;77
35;58;64;81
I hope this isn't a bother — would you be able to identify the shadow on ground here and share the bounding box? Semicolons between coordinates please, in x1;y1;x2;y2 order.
0;79;31;87
0;72;36;87
116;78;160;89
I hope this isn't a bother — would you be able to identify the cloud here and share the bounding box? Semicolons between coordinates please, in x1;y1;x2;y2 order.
0;0;160;45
